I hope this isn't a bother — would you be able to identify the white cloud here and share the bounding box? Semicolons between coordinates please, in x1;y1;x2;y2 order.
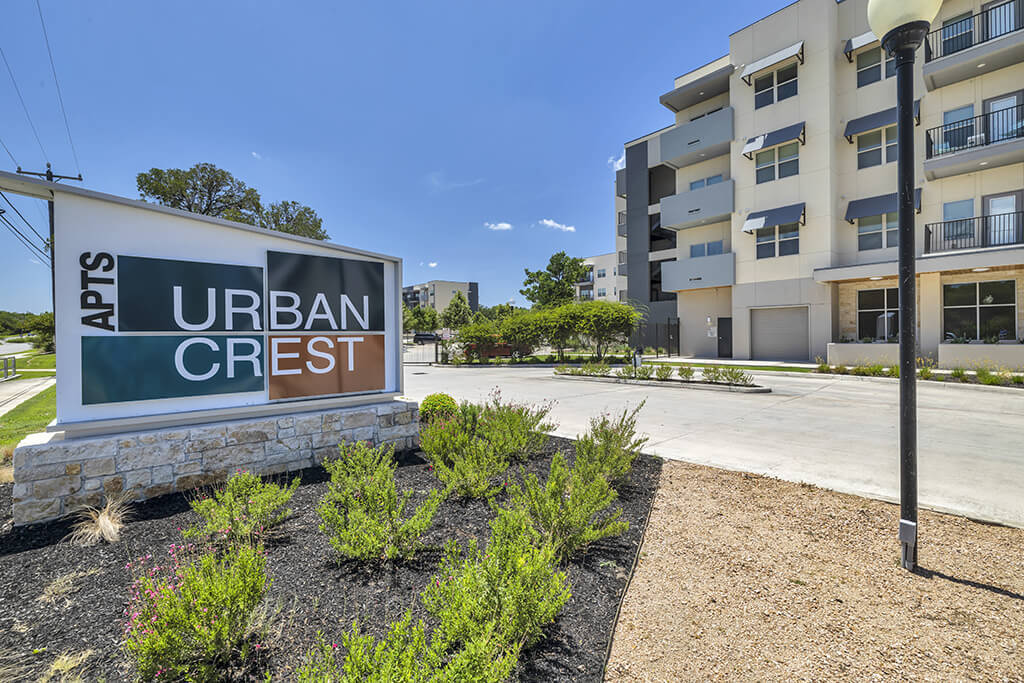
428;262;438;268
251;151;262;160
538;218;575;233
425;171;484;193
484;221;513;231
607;152;625;171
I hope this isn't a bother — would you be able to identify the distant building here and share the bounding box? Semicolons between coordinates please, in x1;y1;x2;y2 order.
575;253;626;302
403;280;479;312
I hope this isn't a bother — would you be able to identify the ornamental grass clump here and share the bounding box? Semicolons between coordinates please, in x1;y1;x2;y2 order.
614;365;635;379
634;364;654;380
184;471;299;546
720;367;755;386
574;402;648;484
701;365;724;383
505;452;627;563
653;364;674;381
677;365;695;381
123;542;270;681
317;441;443;561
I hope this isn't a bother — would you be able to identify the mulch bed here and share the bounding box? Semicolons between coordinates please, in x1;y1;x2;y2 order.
0;437;662;681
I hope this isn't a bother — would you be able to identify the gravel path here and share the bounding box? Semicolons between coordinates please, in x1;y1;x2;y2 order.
605;460;1024;682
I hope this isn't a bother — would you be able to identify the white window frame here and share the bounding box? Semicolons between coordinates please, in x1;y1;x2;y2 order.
855;47;895;88
754;62;798;109
596;268;606;278
856;126;897;169
755;142;799;184
755;222;799;259
857;211;899;251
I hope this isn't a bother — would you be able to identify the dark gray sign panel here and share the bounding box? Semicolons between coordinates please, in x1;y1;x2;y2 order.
266;251;385;331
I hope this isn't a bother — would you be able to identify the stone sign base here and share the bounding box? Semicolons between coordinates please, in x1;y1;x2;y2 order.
12;399;419;526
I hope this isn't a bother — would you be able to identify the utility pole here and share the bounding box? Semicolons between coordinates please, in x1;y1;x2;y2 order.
17;162;82;322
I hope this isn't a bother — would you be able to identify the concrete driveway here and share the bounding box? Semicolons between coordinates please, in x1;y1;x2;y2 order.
402;366;1024;528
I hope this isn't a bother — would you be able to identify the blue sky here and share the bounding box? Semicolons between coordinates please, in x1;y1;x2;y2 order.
0;0;785;312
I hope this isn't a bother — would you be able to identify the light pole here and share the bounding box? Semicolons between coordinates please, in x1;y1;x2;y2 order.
867;0;942;572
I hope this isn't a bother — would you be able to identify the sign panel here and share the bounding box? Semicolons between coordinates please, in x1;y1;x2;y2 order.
51;190;400;425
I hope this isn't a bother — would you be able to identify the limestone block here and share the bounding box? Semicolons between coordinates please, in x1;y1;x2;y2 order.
277;416;295;429
175;460;202;476
394;411;414;425
124;469;152;490
343;410;376;429
104;476;124;494
379;413;394;428
189;424;228;443
12;483;30;503
161;430;190;442
144;483;173;499
185;437;227;454
321;411;344;432
226;418;278;445
66;491;105;511
119;442;185;471
265;435;312;456
277;427;296;438
64;463;82;476
312;431;343;449
152;465;174;485
33;476;81;499
83;457;116;477
13;463;74;483
379;422;418;440
16;436;119;467
294;414;323;436
13;499;62;524
83;478;102;492
203;443;265;471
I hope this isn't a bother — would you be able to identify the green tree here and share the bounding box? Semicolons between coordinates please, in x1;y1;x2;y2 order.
458;319;500;361
578;301;640;360
26;312;55;352
404;306;440;333
542;304;584;362
520;252;588;308
499;312;544;358
477;303;517;321
137;162;327;240
441;291;473;330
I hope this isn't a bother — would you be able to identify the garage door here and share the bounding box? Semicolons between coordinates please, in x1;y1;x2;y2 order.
751;307;808;361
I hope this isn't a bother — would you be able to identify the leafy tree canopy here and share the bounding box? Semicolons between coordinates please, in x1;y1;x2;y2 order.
520;251;588;308
441;291;473;329
136;163;328;240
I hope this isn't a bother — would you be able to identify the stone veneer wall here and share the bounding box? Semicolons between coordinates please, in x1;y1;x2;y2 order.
12;399;418;526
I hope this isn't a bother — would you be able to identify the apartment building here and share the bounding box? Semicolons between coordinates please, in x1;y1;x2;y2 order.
402;280;479;313
575;253;626;301
616;0;1024;367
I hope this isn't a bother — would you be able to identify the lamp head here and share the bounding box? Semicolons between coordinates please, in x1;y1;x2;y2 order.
868;0;942;48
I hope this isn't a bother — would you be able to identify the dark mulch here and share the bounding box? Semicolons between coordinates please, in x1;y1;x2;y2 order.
0;437;662;681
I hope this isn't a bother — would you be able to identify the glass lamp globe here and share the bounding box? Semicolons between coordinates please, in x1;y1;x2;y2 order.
867;0;942;43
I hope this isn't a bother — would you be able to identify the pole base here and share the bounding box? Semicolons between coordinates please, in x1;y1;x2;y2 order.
899;519;917;571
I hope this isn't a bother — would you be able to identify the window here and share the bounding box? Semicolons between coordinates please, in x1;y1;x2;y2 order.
943;280;1016;340
857;212;899;251
754;63;798;109
941;12;973;56
755;223;799;259
855;48;895;88
858;288;899;340
941;105;974;153
650;258;677;302
597;288;607;297
689;240;723;258
857;126;897;168
650;213;676;252
596;268;606;278
943;199;975;240
707;239;724;255
689;174;724;191
755;142;799;184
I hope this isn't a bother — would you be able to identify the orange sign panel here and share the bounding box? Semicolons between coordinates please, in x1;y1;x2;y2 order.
267;334;386;400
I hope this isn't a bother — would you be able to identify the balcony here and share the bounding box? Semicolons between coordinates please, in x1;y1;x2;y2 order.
923;212;1024;254
616;168;626;198
660;251;734;292
923;1;1024;90
923;104;1024;179
617;211;627;237
660;179;734;231
656;106;733;169
578;271;594;285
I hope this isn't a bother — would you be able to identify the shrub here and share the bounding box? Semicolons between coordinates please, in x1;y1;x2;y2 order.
505;452;627;563
886;365;900;378
852;363;885;377
918;366;933;380
476;392;555;462
634;364;654;380
976;367;1006;385
835;364;849;375
677;365;695;381
123;543;270;681
185;472;299;546
318;441;443;560
1013;374;1024;385
574;402;647;483
702;365;724;383
720;367;754;386
553;364;572;375
420;393;458;424
614;365;635;379
422;509;570;651
643;346;656;355
815;356;830;374
581;361;610;376
951;367;968;382
654;364;673;381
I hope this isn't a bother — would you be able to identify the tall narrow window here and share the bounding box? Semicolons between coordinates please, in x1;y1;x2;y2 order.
857;130;883;168
754;73;774;109
856;49;882;87
778;142;799;178
858;288;899;340
755;149;776;183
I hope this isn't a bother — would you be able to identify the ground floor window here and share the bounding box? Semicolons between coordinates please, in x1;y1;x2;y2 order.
649;258;677;303
943;280;1016;341
858;287;899;340
755;223;799;259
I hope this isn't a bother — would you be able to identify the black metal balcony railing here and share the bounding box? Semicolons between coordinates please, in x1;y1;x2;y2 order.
925;104;1024;158
923;211;1024;253
924;0;1022;61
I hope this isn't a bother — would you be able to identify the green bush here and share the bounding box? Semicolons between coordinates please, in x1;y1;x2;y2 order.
1012;374;1024;385
677;365;695;381
574;402;647;484
124;542;270;681
420;393;458;424
701;365;723;383
951;367;968;382
834;364;849;375
581;361;610;376
634;364;654;380
851;363;886;377
653;364;673;381
505;452;627;563
719;367;754;386
918;366;933;380
815;356;830;373
422;509;570;651
614;366;635;379
886;365;900;378
976;367;1006;385
317;441;443;560
184;471;299;545
477;392;555;462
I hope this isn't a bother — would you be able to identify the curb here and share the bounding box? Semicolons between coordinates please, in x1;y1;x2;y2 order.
552;374;771;393
750;369;1024;394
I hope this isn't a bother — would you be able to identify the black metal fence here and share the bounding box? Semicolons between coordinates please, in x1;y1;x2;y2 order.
925;104;1024;159
924;0;1022;62
924;211;1024;253
629;317;679;357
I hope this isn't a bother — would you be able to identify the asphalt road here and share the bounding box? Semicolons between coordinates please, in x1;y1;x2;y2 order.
402;365;1024;528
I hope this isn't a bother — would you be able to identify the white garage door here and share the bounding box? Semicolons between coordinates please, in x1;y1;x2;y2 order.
751;307;809;361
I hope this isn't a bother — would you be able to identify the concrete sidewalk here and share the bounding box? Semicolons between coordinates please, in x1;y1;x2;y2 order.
0;376;56;418
403;365;1024;528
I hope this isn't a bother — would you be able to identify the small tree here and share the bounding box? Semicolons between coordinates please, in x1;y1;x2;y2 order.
542;304;583;362
499;312;544;359
520;252;588;308
458;319;500;361
27;312;55;352
578;301;640;360
441;291;473;329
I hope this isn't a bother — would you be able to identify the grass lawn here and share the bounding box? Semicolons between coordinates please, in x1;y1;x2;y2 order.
648;360;814;373
0;385;56;459
8;370;56;379
16;353;55;369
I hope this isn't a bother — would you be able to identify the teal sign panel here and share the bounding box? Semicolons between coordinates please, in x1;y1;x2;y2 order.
82;335;264;404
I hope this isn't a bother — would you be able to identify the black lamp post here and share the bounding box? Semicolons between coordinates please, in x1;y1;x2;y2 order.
867;0;941;572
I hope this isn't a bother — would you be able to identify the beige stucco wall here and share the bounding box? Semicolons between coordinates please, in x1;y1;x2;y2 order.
938;343;1024;370
677;287;733;358
826;342;899;367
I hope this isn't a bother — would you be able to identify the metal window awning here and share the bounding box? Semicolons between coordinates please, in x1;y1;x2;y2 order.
660;64;735;113
844;189;922;223
843;30;879;60
742;121;806;158
742;202;806;233
739;41;804;85
843;101;920;141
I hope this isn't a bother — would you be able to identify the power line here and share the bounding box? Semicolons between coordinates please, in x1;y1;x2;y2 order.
0;190;46;244
0;212;47;258
0;134;18;168
35;0;81;175
0;213;50;265
0;44;48;162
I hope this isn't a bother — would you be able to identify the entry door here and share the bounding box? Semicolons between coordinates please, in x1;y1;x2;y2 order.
983;191;1022;246
984;92;1022;144
717;317;733;359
